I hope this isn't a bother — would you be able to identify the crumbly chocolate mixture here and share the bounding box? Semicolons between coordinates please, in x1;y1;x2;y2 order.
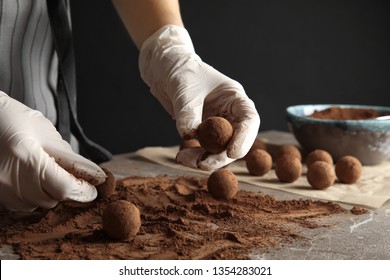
0;176;347;260
309;107;380;120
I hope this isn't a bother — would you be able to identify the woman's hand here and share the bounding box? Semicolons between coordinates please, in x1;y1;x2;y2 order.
139;25;260;170
0;91;106;212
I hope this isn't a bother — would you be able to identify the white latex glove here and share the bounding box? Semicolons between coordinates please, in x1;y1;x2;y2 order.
139;25;260;170
0;91;106;212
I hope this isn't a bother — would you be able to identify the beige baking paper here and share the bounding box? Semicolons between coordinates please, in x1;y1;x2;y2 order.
135;145;390;209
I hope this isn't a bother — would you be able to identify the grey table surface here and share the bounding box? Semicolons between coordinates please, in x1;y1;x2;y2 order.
1;131;390;260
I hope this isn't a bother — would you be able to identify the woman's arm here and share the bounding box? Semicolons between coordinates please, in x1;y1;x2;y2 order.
111;0;260;171
112;0;184;49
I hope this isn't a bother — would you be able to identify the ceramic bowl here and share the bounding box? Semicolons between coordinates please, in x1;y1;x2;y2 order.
286;104;390;165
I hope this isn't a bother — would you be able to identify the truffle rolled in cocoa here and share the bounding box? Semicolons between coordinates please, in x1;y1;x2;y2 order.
275;144;302;162
95;167;116;199
102;200;141;240
307;161;335;190
246;149;272;176
335;156;362;184
207;169;238;200
197;116;233;154
275;155;302;183
180;139;201;150
306;149;333;167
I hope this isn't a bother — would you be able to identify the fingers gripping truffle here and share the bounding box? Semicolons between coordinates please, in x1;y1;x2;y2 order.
197;117;233;154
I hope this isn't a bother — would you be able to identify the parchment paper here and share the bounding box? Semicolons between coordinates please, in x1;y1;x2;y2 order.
135;131;390;209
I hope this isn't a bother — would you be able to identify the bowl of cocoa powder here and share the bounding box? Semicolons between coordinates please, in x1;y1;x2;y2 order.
286;104;390;165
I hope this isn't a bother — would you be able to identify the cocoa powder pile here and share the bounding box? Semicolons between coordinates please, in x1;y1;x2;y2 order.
309;107;380;120
0;176;347;260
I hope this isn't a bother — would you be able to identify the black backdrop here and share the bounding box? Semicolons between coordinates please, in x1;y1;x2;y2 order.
70;0;390;155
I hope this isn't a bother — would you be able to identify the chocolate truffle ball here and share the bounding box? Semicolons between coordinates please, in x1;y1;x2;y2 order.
335;156;362;184
250;139;266;152
275;144;302;162
306;149;333;167
197;116;233;154
245;149;272;176
95;168;116;199
207;169;238;200
307;161;336;190
179;139;201;150
102;200;141;240
244;139;267;159
275;155;302;183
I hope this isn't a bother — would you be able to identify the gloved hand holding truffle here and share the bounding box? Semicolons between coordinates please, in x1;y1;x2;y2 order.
139;25;260;170
0;91;107;212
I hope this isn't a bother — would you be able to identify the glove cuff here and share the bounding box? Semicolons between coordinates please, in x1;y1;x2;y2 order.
139;24;195;88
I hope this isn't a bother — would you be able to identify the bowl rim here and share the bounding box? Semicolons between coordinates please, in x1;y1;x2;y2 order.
286;104;390;130
287;104;390;122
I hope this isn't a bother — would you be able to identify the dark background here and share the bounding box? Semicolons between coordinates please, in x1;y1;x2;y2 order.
70;0;390;155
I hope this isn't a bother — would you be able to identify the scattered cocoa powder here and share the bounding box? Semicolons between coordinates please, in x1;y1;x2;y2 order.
0;176;346;260
309;107;380;120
